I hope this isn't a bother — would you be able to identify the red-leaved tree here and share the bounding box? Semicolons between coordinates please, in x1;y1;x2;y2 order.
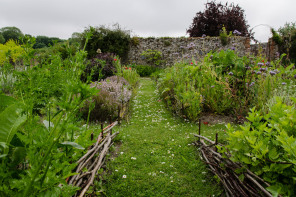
187;1;250;37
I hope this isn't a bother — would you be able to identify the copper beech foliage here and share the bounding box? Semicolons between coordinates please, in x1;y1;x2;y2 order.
187;1;250;37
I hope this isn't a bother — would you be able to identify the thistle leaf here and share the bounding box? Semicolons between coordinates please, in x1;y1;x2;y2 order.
60;141;85;150
0;103;27;154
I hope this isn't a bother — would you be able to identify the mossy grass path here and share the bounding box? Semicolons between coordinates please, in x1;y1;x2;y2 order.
105;78;226;196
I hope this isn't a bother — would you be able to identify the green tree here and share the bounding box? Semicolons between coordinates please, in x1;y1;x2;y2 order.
68;32;82;45
0;33;5;44
81;24;131;60
272;22;296;63
0;26;23;43
33;35;63;49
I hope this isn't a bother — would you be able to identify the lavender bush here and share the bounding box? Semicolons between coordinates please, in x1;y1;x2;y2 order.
82;76;132;122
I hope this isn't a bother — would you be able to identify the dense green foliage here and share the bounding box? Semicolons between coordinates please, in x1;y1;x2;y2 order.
0;32;139;196
81;25;131;60
157;49;295;121
157;48;296;196
272;22;296;63
140;49;163;66
0;33;5;44
130;64;159;77
226;101;296;196
0;40;24;65
81;52;117;82
35;41;80;63
187;1;250;37
219;26;232;46
0;27;24;43
33;35;63;49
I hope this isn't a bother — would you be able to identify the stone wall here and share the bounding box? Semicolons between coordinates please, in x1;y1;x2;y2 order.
128;36;251;67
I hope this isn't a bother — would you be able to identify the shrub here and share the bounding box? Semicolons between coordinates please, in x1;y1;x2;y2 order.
81;52;116;82
187;1;250;38
51;42;79;59
106;75;129;86
162;40;171;47
81;24;131;60
35;41;80;65
82;77;132;122
0;40;24;65
219;26;231;46
272;22;296;63
130;37;140;46
0;27;23;43
0;33;5;44
131;64;158;77
225;100;296;196
140;49;163;66
33;36;63;49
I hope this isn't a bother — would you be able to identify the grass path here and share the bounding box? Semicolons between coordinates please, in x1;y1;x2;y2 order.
104;78;226;196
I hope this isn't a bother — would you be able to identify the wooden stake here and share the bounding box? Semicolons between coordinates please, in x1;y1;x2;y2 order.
198;119;201;142
215;133;218;152
118;106;121;125
109;117;112;134
101;123;104;138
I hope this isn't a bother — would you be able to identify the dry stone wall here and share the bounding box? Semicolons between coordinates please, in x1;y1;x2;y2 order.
128;36;251;67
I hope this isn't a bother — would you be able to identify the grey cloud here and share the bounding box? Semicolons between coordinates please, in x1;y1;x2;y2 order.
0;0;295;42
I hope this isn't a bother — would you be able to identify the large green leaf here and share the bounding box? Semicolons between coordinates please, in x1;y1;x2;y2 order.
0;103;27;154
60;141;85;150
266;185;282;197
0;94;16;112
43;120;54;131
11;147;26;167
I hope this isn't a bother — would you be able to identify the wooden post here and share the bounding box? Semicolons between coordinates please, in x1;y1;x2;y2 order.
198;119;201;142
109;116;112;135
101;123;104;138
118;105;121;125
215;133;218;152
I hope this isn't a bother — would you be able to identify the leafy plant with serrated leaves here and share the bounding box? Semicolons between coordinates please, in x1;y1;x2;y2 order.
225;98;296;196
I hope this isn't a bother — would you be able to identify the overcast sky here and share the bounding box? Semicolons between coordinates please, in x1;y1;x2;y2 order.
0;0;295;43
